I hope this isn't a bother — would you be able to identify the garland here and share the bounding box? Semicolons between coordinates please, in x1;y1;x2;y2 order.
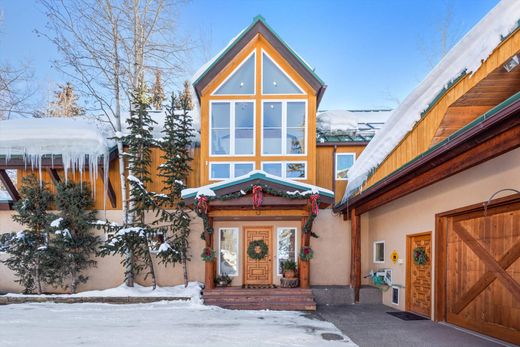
201;247;215;262
300;246;314;261
413;247;429;265
247;240;269;260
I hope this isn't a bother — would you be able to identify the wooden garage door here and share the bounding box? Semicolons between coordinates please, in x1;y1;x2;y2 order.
444;201;520;344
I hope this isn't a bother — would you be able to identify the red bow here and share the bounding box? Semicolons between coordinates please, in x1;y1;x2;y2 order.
309;194;320;216
197;196;208;214
252;185;263;209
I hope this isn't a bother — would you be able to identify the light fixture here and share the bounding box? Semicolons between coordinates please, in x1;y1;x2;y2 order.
240;82;244;87
273;81;278;86
503;54;520;72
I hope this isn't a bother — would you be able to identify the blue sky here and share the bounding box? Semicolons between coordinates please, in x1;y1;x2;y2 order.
0;0;499;111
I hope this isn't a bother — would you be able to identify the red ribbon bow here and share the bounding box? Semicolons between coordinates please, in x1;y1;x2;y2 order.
309;194;320;216
252;185;263;209
197;196;208;214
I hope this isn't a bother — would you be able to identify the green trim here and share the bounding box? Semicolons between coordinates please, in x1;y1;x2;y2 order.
420;70;467;119
193;15;324;87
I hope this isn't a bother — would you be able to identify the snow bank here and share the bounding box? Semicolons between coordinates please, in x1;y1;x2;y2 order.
5;282;203;303
344;0;520;201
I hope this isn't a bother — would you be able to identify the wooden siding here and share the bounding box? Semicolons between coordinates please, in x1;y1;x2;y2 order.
364;29;520;189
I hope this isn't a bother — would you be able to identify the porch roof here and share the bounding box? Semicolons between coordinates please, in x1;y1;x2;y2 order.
181;170;334;206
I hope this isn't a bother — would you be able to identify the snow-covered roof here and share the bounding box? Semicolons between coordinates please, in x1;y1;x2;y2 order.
181;170;334;200
343;0;520;201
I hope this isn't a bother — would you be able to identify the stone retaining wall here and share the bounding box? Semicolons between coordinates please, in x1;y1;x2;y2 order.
0;296;190;305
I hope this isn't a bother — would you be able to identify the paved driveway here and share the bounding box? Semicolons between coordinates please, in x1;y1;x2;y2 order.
315;304;509;347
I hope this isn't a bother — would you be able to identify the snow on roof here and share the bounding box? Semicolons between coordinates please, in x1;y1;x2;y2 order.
181;170;334;199
317;109;392;132
343;0;520;202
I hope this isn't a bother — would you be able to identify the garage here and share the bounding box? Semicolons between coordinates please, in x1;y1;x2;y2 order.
436;195;520;345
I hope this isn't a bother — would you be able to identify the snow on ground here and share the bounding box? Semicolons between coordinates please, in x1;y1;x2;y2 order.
5;282;202;302
0;301;356;347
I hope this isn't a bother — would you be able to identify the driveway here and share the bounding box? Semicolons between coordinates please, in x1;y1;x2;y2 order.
315;304;509;347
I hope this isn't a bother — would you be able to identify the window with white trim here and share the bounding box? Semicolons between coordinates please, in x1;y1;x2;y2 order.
335;153;356;180
262;52;303;95
277;227;297;275
210;101;254;156
210;162;254;180
214;52;255;95
262;101;306;155
373;241;385;263
218;228;239;276
262;161;306;180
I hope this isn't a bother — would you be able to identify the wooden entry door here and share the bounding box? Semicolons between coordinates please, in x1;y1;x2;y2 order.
406;232;432;317
442;202;520;345
244;227;273;285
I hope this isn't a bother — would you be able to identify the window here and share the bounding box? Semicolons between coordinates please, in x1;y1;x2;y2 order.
373;241;385;263
210;101;254;156
262;161;306;180
336;153;356;180
218;228;239;276
262;101;306;155
262;52;303;94
214;52;255;95
392;286;399;305
277;228;297;275
209;162;254;180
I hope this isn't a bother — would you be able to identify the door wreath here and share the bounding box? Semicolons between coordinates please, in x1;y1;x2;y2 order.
413;247;429;265
247;240;269;260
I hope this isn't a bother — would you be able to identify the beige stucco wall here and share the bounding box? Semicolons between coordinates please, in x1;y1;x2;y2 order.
0;210;205;293
363;147;520;317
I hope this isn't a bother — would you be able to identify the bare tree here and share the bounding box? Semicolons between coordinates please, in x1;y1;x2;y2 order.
48;82;85;117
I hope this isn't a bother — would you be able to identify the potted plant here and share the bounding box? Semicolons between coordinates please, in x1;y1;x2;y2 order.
214;273;232;287
282;259;297;279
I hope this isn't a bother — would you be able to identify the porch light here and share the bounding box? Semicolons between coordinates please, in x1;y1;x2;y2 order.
503;54;519;72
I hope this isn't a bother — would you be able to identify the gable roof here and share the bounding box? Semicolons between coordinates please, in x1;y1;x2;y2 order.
192;15;327;107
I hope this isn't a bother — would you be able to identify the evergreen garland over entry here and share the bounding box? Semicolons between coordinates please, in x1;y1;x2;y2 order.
247;240;269;260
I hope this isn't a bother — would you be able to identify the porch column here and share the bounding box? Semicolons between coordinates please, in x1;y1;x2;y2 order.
299;216;310;288
204;217;215;289
350;208;361;303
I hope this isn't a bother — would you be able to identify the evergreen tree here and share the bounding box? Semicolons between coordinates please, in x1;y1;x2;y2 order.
48;182;100;293
48;82;85;117
150;70;165;110
1;175;55;293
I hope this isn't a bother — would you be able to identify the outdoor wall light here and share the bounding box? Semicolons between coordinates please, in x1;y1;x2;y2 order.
503;54;519;72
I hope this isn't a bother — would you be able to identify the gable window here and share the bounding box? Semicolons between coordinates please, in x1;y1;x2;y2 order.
210;101;255;156
210;162;254;180
262;161;306;180
262;52;303;95
277;227;297;275
218;228;239;276
373;241;385;263
335;153;356;180
214;52;255;95
262;101;306;155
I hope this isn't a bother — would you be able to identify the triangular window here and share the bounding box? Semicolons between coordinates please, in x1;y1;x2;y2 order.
214;53;255;95
262;52;303;94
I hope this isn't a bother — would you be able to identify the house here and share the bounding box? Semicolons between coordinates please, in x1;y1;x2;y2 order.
334;1;520;344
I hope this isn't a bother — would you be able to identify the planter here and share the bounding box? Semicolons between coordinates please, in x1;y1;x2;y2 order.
284;269;296;279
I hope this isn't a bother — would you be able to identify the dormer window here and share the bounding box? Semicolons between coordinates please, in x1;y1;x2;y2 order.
262;52;303;95
213;52;255;95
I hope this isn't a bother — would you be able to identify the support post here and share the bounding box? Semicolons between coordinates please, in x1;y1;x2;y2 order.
47;168;61;186
204;217;215;290
350;208;361;303
99;167;117;208
299;216;311;288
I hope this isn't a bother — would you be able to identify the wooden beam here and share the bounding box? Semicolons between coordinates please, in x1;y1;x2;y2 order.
205;217;215;290
47;168;61;186
0;169;20;202
99;167;117;208
208;209;308;218
350;208;361;303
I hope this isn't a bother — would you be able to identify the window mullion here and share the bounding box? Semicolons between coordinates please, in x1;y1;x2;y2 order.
282;101;287;155
230;102;236;155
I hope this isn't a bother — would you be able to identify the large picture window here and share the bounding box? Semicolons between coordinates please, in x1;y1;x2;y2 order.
214;52;255;95
262;101;306;155
262;161;306;180
210;101;255;156
335;153;356;180
277;227;297;275
210;162;254;180
262;52;303;95
218;228;239;276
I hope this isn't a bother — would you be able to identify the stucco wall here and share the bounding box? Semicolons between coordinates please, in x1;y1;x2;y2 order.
363;147;520;317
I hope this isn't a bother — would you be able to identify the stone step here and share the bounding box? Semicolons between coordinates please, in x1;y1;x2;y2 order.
204;288;312;296
204;295;315;303
205;301;316;311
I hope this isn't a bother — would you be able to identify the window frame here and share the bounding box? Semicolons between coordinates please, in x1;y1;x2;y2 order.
373;240;385;263
209;162;255;181
209;100;256;157
217;227;240;277
276;227;298;276
335;152;356;180
261;49;304;96
391;286;400;305
211;51;256;96
261;161;307;180
261;99;308;156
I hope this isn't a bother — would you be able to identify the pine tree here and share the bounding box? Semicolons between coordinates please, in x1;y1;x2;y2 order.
48;182;100;293
1;175;55;294
150;70;165;110
48;82;85;117
156;85;194;287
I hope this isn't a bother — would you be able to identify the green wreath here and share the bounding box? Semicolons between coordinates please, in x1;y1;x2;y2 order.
413;247;429;265
247;240;269;260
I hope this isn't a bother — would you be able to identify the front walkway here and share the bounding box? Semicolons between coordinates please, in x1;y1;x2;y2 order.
315;304;508;347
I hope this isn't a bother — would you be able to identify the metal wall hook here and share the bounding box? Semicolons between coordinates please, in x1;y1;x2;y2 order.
483;188;520;216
